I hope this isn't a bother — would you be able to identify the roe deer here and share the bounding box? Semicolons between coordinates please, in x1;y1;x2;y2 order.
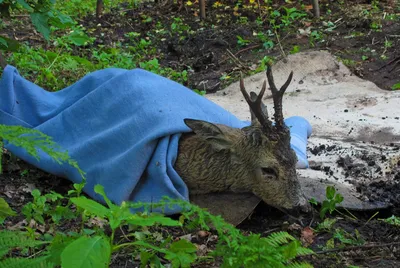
174;65;310;214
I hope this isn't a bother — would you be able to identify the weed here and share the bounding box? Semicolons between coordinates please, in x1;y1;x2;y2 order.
193;89;206;96
237;35;251;47
333;228;365;246
316;218;337;233
309;30;324;47
290;45;300;54
391;82;400;90
319;186;344;219
380;215;400;226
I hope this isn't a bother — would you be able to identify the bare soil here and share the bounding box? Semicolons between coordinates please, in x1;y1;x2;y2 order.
1;0;400;267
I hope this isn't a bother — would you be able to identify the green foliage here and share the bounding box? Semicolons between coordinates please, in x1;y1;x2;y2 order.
0;198;16;224
193;89;206;96
333;228;364;246
0;124;85;178
315;218;337;232
1;186;314;267
320;186;344;219
379;215;400;226
22;189;75;225
61;236;111;268
391;82;400;90
237;35;251;47
0;0;74;49
0;255;53;268
170;17;193;38
0;230;49;257
9;45;189;90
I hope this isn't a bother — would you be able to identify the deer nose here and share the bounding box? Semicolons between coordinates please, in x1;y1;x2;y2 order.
287;202;312;217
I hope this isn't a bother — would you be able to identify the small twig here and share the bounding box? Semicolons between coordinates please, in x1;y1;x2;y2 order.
373;56;400;71
273;29;286;58
235;44;262;56
219;44;261;65
314;241;400;254
226;49;248;70
365;211;379;225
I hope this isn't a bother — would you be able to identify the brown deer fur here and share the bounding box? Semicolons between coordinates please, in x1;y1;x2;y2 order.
174;66;310;213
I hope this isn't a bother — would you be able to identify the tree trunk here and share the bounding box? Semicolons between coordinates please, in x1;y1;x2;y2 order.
96;0;104;19
199;0;206;20
312;0;320;18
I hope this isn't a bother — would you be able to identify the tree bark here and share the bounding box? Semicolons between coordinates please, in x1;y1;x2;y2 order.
199;0;206;20
96;0;104;19
312;0;320;18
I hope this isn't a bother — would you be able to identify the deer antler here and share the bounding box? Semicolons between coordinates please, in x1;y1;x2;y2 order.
266;64;293;129
240;76;273;134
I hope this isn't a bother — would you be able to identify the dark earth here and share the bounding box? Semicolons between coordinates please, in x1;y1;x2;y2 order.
1;0;400;267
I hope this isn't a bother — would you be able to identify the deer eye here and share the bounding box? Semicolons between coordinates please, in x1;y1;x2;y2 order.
261;167;278;177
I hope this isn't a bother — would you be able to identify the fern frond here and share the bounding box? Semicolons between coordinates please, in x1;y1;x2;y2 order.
296;247;314;256
0;125;85;179
264;231;295;247
0;230;48;251
0;256;54;268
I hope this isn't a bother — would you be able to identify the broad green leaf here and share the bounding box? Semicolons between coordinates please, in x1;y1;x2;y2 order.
326;186;335;200
61;236;111;268
0;198;17;223
125;213;181;227
48;10;74;29
70;197;110;218
67;31;91;46
0;36;21;51
164;239;197;267
46;234;76;266
334;193;344;204
94;185;114;208
16;0;33;11
0;37;8;48
30;13;51;40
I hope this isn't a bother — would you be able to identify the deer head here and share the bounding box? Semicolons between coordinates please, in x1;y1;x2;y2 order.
175;65;310;214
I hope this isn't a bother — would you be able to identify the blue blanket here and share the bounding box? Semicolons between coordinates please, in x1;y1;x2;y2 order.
0;66;311;214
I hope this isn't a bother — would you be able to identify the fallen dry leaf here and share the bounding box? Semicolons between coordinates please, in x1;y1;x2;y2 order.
300;226;315;246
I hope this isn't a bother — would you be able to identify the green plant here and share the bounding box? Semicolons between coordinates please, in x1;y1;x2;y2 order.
319;186;344;219
391;82;400;90
1;188;314;267
332;228;365;246
379;215;400;226
315;218;337;232
22;189;76;225
236;35;251;47
193;89;206;96
0;198;17;224
170;17;192;39
0;0;75;50
290;45;300;54
309;30;324;47
256;31;274;49
0;125;84;177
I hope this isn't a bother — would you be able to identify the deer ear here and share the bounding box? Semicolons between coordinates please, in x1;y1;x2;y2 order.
184;119;234;151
